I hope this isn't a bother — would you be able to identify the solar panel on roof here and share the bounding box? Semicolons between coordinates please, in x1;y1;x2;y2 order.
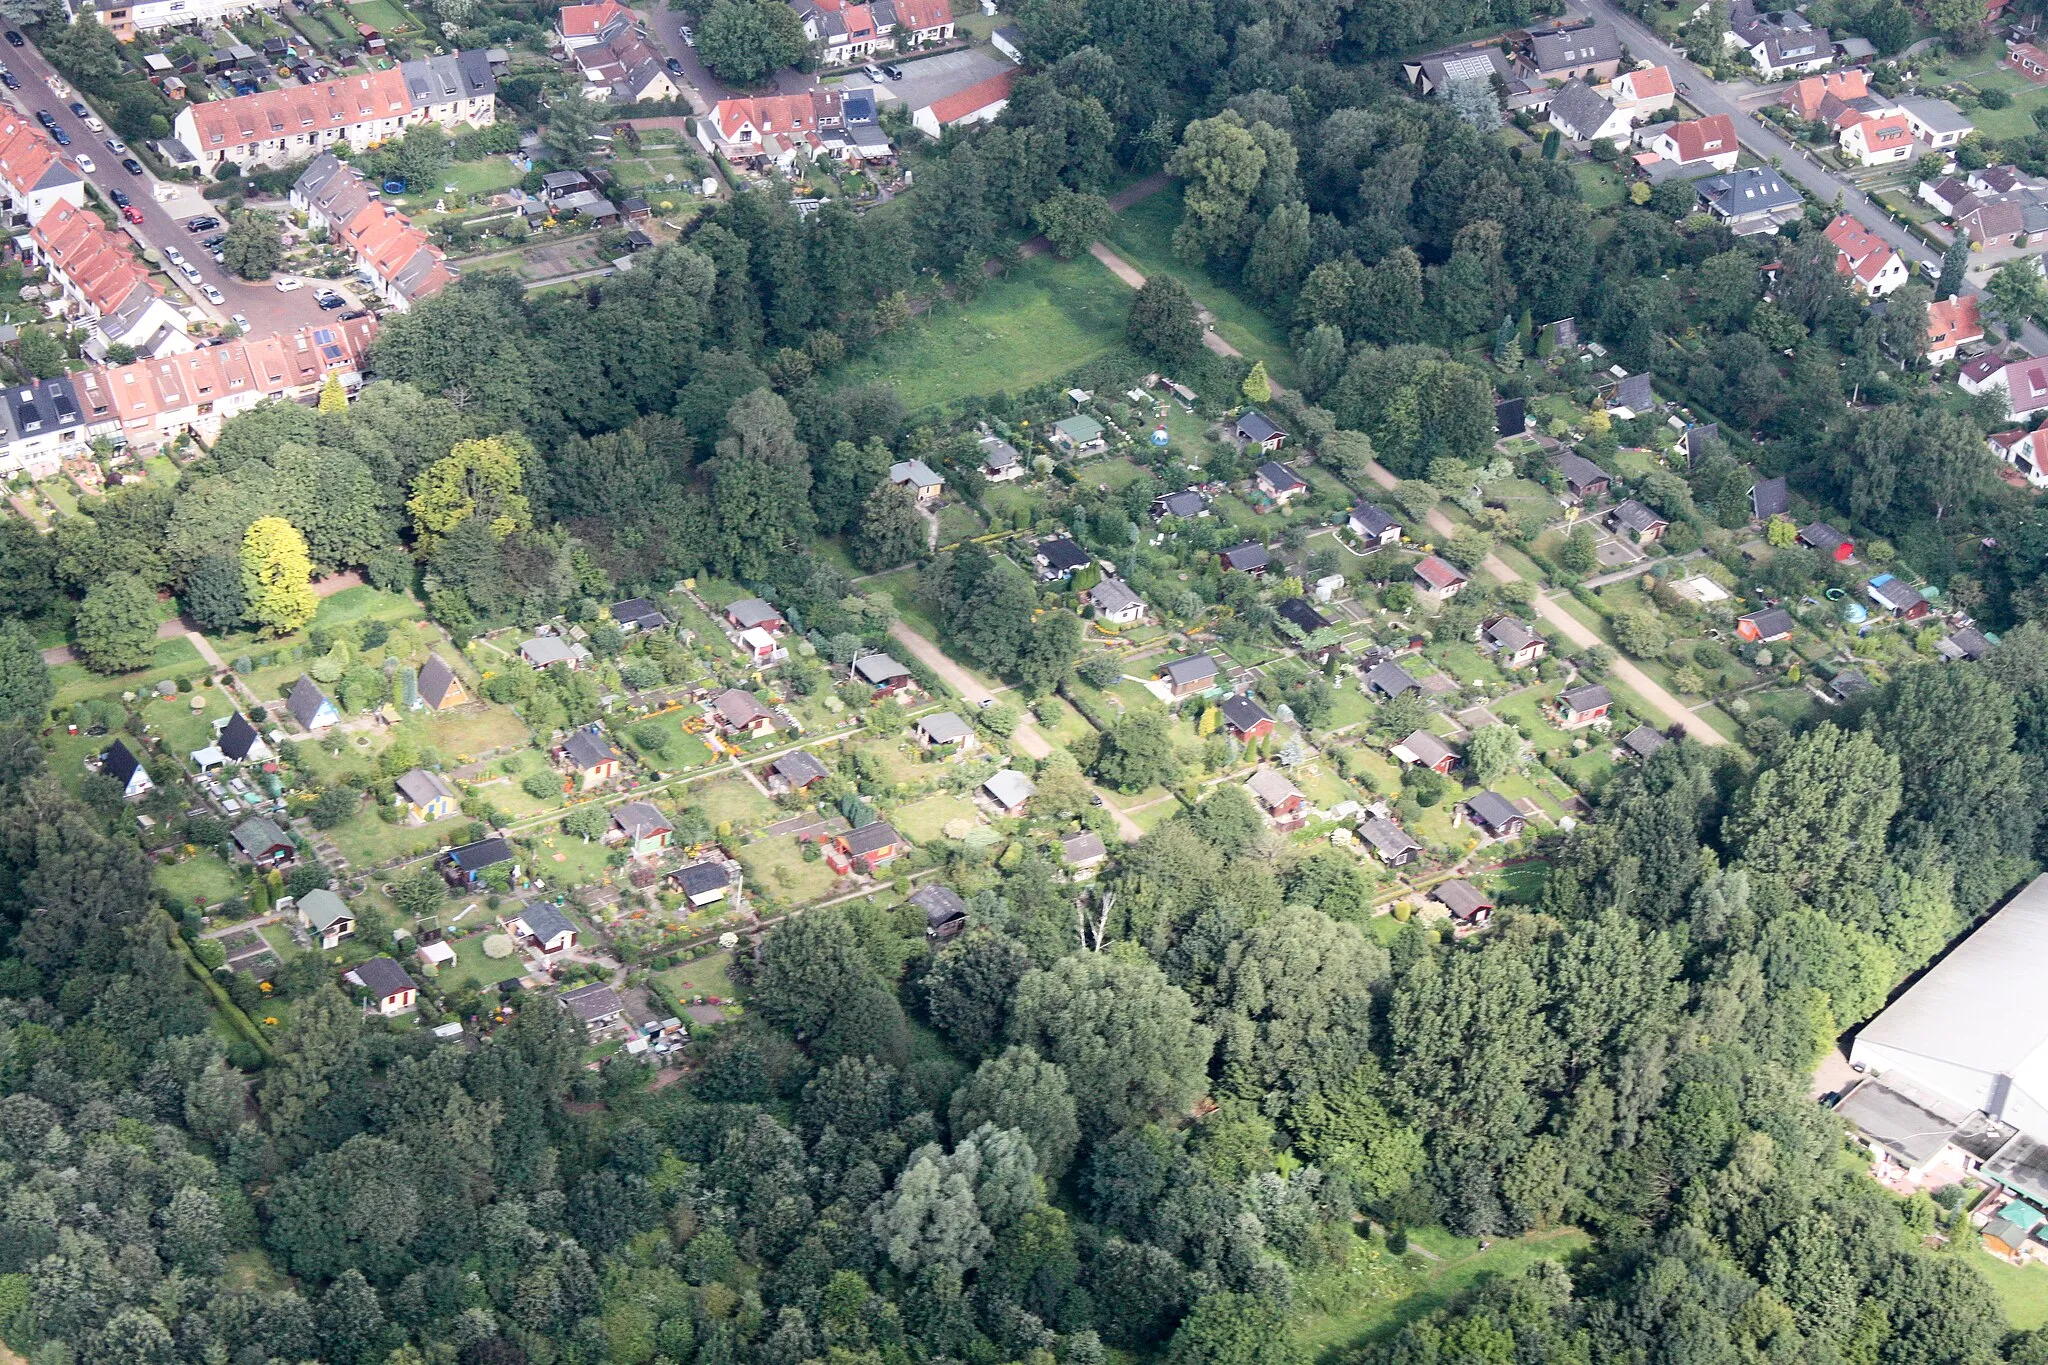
1443;54;1494;79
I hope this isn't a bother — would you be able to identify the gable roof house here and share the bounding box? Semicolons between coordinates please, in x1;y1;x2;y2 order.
1866;572;1932;621
442;835;515;886
556;0;632;49
1941;626;1996;662
291;154;453;313
1750;476;1790;520
287;674;339;733
1558;451;1613;503
346;957;419;1016
1254;459;1306;504
1154;488;1213;520
395;768;458;824
1697;167;1805;235
297;887;356;950
1824;213;1909;296
1433;878;1496;926
571;24;680;104
712;688;777;738
98;739;153;800
558;982;627;1033
1405;44;1546;114
509;902;579;956
1459;790;1529;839
1237;410;1289;453
981;768;1036;816
1277;596;1334;637
559;728;623;788
1989;423;2048;488
1926;295;1985;365
1364;659;1420;699
1558;683;1613;728
0;116;83;235
1783;69;1869;120
829;820;908;874
215;711;273;766
1034;536;1092;579
913;67;1018;138
1548;78;1632;146
1900;95;1975;149
910;883;970;940
698;90;893;172
1728;4;1832;77
0;373;90;483
853;652;916;692
1051;413;1106;453
1520;21;1622;82
1622;725;1671;760
770;749;832;792
1412;554;1469;599
917;711;976;750
1602;371;1656;419
1608;498;1671;544
980;433;1025;481
1392;729;1460;774
1062;830;1108;876
672;859;733;906
27;202;189;362
1737;606;1797;642
417;654;468;710
1349;501;1401;546
1800;520;1856;560
890;458;946;501
610;801;674;858
231;815;295;866
1220;541;1270;574
1649;113;1740;171
1162;653;1219;697
726;598;785;634
521;636;590;670
1220;693;1276;740
1085;577;1147;625
1360;816;1423;866
1610;63;1676;116
1479;615;1547;668
1839;110;1915;165
612;597;669;634
1981;356;2048;420
1246;767;1308;830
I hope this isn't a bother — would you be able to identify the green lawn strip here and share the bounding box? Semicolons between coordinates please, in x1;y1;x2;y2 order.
439;930;529;990
1028;694;1095;746
891;792;982;843
1489;768;1567;820
937;502;987;545
860;568;944;640
696;776;778;835
1126;793;1185;830
738;834;842;907
1320;684;1375;732
326;805;457;869
1969;1245;2048;1330
657;947;745;1005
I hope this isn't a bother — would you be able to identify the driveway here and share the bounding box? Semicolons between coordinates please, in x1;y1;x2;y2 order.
829;48;1014;110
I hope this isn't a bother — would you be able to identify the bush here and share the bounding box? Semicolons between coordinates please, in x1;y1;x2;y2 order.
523;771;561;800
1980;85;2012;109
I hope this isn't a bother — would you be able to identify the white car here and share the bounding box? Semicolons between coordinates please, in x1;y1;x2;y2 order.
163;246;185;265
74;153;93;172
229;312;249;331
82;114;102;132
680;24;694;43
274;277;302;292
179;263;201;283
104;137;124;153
200;283;223;304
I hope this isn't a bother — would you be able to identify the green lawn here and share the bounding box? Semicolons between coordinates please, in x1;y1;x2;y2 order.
155;851;242;907
891;791;981;843
346;0;419;32
1103;183;1295;384
658;948;744;1004
327;805;459;870
1570;160;1628;210
442;930;529;989
385;158;525;220
50;634;202;708
697;777;777;835
738;834;842;906
834;252;1133;411
1969;1245;2048;1330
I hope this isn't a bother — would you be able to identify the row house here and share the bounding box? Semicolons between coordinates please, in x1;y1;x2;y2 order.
87;0;286;42
26;203;190;362
0;116;83;233
0;376;89;481
699;89;892;171
292;155;452;311
790;0;954;65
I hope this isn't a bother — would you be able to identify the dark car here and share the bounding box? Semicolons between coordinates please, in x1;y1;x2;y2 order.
50;128;68;146
200;234;227;249
185;216;220;232
317;294;347;310
33;110;53;127
121;158;142;175
0;73;19;90
338;308;369;320
5;31;24;46
882;63;904;79
108;188;129;206
665;56;683;75
67;102;87;119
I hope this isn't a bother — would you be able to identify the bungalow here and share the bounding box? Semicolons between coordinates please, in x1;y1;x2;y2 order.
395;767;458;823
1412;555;1469;599
1649;114;1740;171
1255;459;1307;505
853;653;916;693
346;957;419;1016
418;653;468;710
1162;654;1219;697
1050;414;1106;454
1433;878;1495;926
889;458;946;502
1608;499;1671;544
1799;522;1856;560
912;68;1017;138
981;768;1035;816
1393;729;1459;774
610;800;673;858
1237;410;1288;453
1824;213;1909;297
1737;606;1797;643
829;820;907;874
738;626;787;665
1479;615;1547;669
1360;816;1423;867
1866;573;1932;621
231;815;295;867
918;711;976;751
1277;596;1333;637
1750;476;1790;521
1558;683;1613;728
1061;829;1108;876
1520;20;1622;83
216;712;273;766
509;902;579;957
1220;541;1270;575
1086;578;1147;625
1839;111;1915;165
1558;452;1612;503
1900;96;1974;150
727;598;786;633
297;887;355;950
1459;790;1528;839
560;728;623;789
770;749;832;791
910;884;970;940
672;860;732;907
443;836;516;886
713;688;777;738
1035;536;1091;579
1497;396;1528;437
1602;372;1655;419
98;739;153;799
1926;295;1985;365
1221;693;1276;740
287;674;339;732
521;636;591;670
612;597;669;633
1153;488;1212;520
558;982;627;1034
1349;501;1401;546
1832;668;1875;700
1940;626;1995;661
1246;767;1308;832
1697;167;1805;235
1364;659;1420;699
980;433;1025;481
1621;725;1670;761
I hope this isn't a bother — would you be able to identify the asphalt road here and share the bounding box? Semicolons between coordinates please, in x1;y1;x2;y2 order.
1;33;346;338
636;6;819;113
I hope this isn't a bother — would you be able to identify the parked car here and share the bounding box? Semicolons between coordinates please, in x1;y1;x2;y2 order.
665;56;683;75
104;137;125;153
862;63;884;80
317;294;347;310
6;32;26;46
230;312;250;332
185;216;219;232
274;278;302;292
338;308;369;320
882;63;904;79
1;73;20;90
74;153;93;172
679;24;694;43
33;110;54;127
200;283;224;304
51;128;69;146
108;188;129;207
200;234;226;249
121;158;142;175
121;204;143;224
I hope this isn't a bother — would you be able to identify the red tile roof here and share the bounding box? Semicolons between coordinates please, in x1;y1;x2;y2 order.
1781;69;1868;120
1927;295;1983;352
923;68;1017;125
1619;65;1672;99
557;0;630;36
894;0;952;30
0;116;63;199
31;202;153;318
1665;113;1737;163
1845;111;1911;151
76;320;375;428
714;91;843;141
187;69;413;155
1822;213;1898;286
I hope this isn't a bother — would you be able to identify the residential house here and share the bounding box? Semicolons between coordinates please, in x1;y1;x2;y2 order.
1866;573;1933;621
1799;521;1856;560
698;90;894;172
1990;423;2048;487
0;375;89;482
508;902;579;958
1548;78;1632;146
291;155;452;313
1364;659;1420;699
1349;501;1402;546
713;689;777;738
83;0;288;41
769;749;832;791
1034;536;1092;579
917;712;976;751
1246;767;1308;832
571;24;680;103
1404;44;1529;105
1161;654;1219;697
672;861;732;906
1085;578;1147;625
1277;596;1333;637
1360;816;1423;867
890;458;946;501
1926;295;1985;365
1824;213;1909;296
1459;790;1529;839
215;712;273;766
1237;410;1289;453
1603;371;1655;418
1975;355;2048;420
1736;606;1797;642
1608;498;1671;544
737;626;787;665
1750;476;1790;521
1520;21;1622;83
1609;63;1676;117
0;116;83;234
912;68;1017;138
853;653;916;693
1649;113;1740;171
1050;414;1106;453
1941;626;1996;661
1900;96;1975;149
1433;878;1495;926
1622;725;1670;760
1832;668;1875;700
1061;830;1108;876
1153;488;1212;520
791;0;954;63
417;654;468;710
980;433;1024;481
556;0;632;50
611;598;669;633
610;801;673;858
1203;695;1271;746
521;636;591;669
1412;554;1469;599
981;769;1035;816
27;202;189;362
828;821;907;874
727;598;786;633
1220;542;1270;574
558;982;626;1034
1727;5;1832;77
346;957;419;1016
1393;729;1459;774
442;836;515;886
1920;173;1977;217
560;729;623;789
1479;615;1547;668
287;674;339;733
395;768;458;824
1254;459;1306;504
231;815;295;866
1697;167;1805;234
910;884;970;940
1496;396;1528;438
1782;69;1869;120
98;739;152;800
1558;683;1613;728
1839;111;1915;165
297;887;355;950
1558;451;1613;502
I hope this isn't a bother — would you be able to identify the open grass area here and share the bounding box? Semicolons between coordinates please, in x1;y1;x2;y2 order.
50;634;202;708
835;252;1133;411
697;776;778;835
327;806;458;870
1103;184;1295;385
1570;159;1628;210
346;0;420;32
1969;1245;2048;1330
892;791;981;843
155;851;242;907
385;157;525;220
738;834;843;905
658;947;744;1004
442;931;529;989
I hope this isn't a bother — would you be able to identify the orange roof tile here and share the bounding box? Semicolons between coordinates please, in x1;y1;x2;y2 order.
1927;294;1983;350
187;69;413;155
557;0;630;36
924;68;1016;125
1620;65;1672;99
1665;113;1737;164
0;116;63;199
31;203;154;318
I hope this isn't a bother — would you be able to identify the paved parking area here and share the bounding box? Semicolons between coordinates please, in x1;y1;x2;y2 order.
829;47;1014;110
1594;536;1645;568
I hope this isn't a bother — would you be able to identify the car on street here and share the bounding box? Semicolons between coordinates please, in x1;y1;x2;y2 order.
200;283;224;304
882;64;904;79
108;188;129;206
679;24;694;43
0;73;19;90
163;246;185;265
104;137;125;153
50;128;69;146
862;63;884;80
74;153;93;172
178;263;202;283
5;32;25;46
67;102;102;132
230;313;249;332
1677;80;1689;93
275;278;302;292
33;110;54;127
121;204;143;224
121;158;142;175
339;308;369;320
665;56;683;75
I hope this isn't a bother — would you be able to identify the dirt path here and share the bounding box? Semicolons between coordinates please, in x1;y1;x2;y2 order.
1085;240;1250;364
1360;460;1724;747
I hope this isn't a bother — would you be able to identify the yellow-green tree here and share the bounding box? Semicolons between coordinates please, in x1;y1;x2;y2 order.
240;516;316;635
317;372;347;414
407;436;532;548
1242;360;1271;405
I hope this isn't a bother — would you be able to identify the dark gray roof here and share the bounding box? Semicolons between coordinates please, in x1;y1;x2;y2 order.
1350;501;1400;537
1239;411;1286;443
1800;522;1848;551
1088;579;1144;614
559;981;625;1023
1610;499;1668;534
772;749;831;785
1155;489;1211;519
395;768;455;808
219;711;264;761
287;674;332;728
1036;537;1090;572
1163;654;1218;688
448;836;513;870
1699;166;1803;217
909;883;969;928
1528;21;1619;69
1277;597;1332;634
1484;616;1541;652
1256;459;1304;490
1364;660;1419;697
418;654;461;706
727;598;782;629
1548;78;1617;140
1742;607;1796;639
1622;725;1669;759
1396;730;1456;767
1608;372;1654;412
854;653;911;684
562;729;620;769
1221;541;1269;572
1062;830;1107;864
100;739;142;786
1496;396;1526;437
1432;878;1492;916
675;861;731;895
231;815;291;857
612;597;668;630
350;955;417;999
1221;694;1274;731
1868;575;1927;612
842;821;904;855
1750;476;1788;518
1945;626;1995;661
1682;423;1720;458
1558;452;1611;492
1360;817;1421;859
1562;683;1612;712
1832;668;1873;699
612;801;670;839
518;902;576;943
714;689;771;728
1465;791;1523;831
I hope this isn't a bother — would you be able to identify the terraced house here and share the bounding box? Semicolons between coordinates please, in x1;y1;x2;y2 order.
292;155;452;311
26;202;188;362
0;116;82;233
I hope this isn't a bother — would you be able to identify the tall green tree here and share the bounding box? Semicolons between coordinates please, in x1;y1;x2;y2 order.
0;620;53;726
73;573;161;674
1008;949;1213;1135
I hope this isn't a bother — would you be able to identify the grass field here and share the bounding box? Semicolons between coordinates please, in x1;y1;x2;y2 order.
834;253;1132;410
346;0;419;32
739;834;842;904
1969;1244;2048;1329
1103;184;1296;383
892;791;981;843
386;157;524;219
443;930;529;989
155;851;241;907
659;948;743;1003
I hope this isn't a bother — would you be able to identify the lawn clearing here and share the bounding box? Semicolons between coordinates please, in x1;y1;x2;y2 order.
892;791;982;843
155;851;241;907
327;805;458;870
738;834;843;905
441;930;530;989
1970;1244;2048;1330
696;776;778;835
658;947;745;1004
